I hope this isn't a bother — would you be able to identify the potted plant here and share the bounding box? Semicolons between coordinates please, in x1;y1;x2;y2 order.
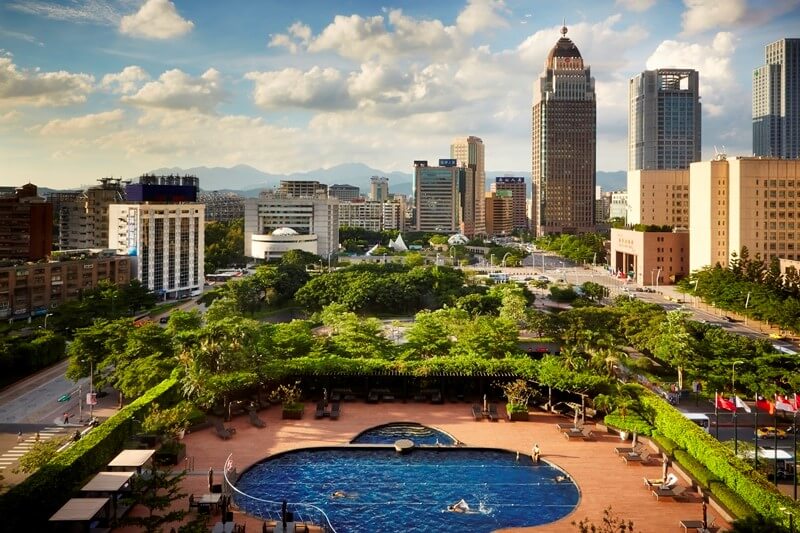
142;402;194;441
501;379;538;422
271;382;304;419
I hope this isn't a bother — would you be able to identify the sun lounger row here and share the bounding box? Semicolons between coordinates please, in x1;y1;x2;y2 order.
213;418;236;440
471;404;499;421
314;401;341;420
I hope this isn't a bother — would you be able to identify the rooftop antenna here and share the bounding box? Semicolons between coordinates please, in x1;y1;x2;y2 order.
561;18;567;36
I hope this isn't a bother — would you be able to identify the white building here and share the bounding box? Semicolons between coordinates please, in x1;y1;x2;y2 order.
339;201;383;232
244;195;338;260
108;203;205;298
251;227;318;261
609;191;628;220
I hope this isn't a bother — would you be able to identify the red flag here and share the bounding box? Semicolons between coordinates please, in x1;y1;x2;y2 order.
715;392;735;412
755;396;774;414
793;393;800;411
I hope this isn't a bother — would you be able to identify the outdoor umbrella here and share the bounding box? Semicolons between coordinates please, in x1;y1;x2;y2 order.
662;455;669;480
632;432;638;447
208;467;214;492
483;394;487;413
702;501;708;528
573;407;579;428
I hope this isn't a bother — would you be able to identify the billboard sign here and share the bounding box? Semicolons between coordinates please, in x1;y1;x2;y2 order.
438;159;457;167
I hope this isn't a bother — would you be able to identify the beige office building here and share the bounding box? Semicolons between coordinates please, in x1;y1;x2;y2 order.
610;228;689;286
627;169;689;228
485;191;514;237
689;157;800;273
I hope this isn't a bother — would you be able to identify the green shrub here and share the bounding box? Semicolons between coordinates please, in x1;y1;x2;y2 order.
709;480;756;519
651;433;679;458
673;449;719;488
603;410;653;436
0;378;179;531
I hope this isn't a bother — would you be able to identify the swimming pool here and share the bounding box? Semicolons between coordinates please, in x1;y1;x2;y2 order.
234;448;579;533
350;422;456;446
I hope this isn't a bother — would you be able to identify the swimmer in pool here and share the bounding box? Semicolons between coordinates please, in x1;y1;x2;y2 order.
331;490;347;498
448;499;471;513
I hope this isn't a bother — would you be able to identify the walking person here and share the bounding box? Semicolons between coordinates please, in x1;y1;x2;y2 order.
17;431;23;443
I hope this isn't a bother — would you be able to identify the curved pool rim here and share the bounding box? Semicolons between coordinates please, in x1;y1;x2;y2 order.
229;442;583;531
349;420;459;445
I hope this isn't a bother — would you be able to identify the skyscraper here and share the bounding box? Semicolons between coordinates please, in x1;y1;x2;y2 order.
491;177;527;231
369;177;389;202
531;25;596;236
451;136;486;235
413;160;462;233
629;69;701;170
753;39;800;158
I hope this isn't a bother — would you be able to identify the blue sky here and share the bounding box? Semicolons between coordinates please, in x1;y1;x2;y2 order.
1;0;799;188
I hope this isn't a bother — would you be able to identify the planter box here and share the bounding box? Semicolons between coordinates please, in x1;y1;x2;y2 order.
282;408;304;420
506;411;530;421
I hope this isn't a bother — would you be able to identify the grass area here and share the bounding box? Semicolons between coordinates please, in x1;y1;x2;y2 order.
147;301;184;316
249;306;305;320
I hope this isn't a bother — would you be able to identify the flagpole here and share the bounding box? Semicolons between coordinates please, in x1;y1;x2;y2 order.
732;361;742;455
775;393;779;486
754;392;759;469
714;391;720;440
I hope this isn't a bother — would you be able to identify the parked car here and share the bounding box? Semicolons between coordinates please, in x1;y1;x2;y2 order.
159;316;169;324
757;426;787;439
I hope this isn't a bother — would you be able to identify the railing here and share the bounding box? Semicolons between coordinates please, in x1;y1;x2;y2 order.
222;454;338;533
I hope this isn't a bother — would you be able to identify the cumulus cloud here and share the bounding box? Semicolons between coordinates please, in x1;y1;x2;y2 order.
122;68;224;113
681;0;747;35
646;32;738;115
7;0;121;25
0;53;94;107
0;110;21;124
455;0;509;35
119;0;194;39
101;66;150;94
615;0;656;12
268;22;312;54
35;109;125;135
245;67;352;110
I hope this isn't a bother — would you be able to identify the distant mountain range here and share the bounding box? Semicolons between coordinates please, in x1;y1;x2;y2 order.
146;164;627;198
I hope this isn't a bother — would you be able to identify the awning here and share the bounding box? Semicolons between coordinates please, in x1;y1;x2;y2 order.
49;497;109;522
107;449;155;469
81;471;135;493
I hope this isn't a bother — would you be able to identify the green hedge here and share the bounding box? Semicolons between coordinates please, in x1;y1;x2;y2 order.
673;449;719;489
709;480;756;519
0;378;179;531
651;433;679;458
637;387;800;527
603;410;653;436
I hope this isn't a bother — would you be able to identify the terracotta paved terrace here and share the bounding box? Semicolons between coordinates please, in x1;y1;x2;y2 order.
118;402;732;533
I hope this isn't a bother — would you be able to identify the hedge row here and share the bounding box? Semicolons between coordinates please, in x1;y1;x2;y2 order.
0;378;179;531
637;387;800;526
673;449;719;489
603;411;654;436
651;433;679;458
709;481;757;519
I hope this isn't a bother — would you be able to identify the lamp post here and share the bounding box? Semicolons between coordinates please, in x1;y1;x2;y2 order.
501;252;511;268
656;267;662;290
490;254;495;268
780;507;795;533
791;408;798;501
732;361;743;454
650;269;656;287
43;312;53;329
744;291;751;326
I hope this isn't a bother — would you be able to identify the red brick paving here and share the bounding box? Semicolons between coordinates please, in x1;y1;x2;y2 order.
115;402;731;533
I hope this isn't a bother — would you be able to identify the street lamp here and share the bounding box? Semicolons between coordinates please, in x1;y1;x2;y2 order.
793;409;798;501
780;507;795;533
501;252;511;268
490;254;495;268
656;267;662;290
44;312;53;329
732;361;744;454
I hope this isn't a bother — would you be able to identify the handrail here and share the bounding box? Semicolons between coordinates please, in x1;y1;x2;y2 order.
222;453;338;533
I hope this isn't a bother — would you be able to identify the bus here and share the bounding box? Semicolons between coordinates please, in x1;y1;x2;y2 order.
682;412;710;433
488;273;509;282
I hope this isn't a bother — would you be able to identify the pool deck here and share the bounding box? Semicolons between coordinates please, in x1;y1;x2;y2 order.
117;402;731;533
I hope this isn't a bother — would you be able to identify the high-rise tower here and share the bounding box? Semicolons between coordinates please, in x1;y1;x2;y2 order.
531;25;596;236
753;39;800;158
629;69;701;170
451;136;486;235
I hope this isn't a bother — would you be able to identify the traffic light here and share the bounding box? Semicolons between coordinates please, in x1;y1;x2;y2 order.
57;393;71;402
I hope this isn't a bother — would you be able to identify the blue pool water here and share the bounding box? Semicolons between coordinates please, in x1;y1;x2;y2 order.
351;422;456;446
235;448;579;533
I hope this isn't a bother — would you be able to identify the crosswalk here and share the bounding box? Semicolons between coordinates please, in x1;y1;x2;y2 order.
0;426;66;471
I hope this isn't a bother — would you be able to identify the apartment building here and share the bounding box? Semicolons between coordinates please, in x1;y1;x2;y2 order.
0;184;52;261
58;178;125;250
339;201;383;232
370;177;389;202
492;177;527;231
485;190;514;237
329;184;361;202
279;180;328;198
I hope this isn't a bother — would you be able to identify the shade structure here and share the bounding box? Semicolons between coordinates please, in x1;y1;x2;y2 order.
81;471;134;493
107;449;155;469
50;497;109;522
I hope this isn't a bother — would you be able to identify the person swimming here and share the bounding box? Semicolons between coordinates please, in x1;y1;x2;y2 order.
448;499;476;513
331;490;347;498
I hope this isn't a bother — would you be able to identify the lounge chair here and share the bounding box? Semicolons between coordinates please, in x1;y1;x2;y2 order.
564;428;594;441
330;401;340;420
314;401;326;419
367;390;379;403
652;485;687;501
614;446;636;455
471;404;483;420
645;473;678;489
621;449;651;464
188;493;197;510
213;418;233;440
248;409;266;428
556;422;580;431
488;403;499;421
430;390;443;404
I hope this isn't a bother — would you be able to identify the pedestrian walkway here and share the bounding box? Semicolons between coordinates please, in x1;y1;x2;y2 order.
0;426;67;472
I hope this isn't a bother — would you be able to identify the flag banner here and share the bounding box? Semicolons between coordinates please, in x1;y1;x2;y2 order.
775;395;797;412
755;396;774;414
734;396;751;413
793;393;800;411
715;392;735;412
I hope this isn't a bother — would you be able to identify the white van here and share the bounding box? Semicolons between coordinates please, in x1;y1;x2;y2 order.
682;412;710;433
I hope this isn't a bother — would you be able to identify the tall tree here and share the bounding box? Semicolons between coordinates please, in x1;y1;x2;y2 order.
652;311;696;390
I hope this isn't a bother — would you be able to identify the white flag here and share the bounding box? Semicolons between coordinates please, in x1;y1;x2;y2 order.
734;396;751;413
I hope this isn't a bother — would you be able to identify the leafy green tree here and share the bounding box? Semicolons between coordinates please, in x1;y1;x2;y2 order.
405;253;424;267
651;311;696;390
452;316;519;359
122;466;188;533
205;218;245;272
404;309;460;359
281;249;321;267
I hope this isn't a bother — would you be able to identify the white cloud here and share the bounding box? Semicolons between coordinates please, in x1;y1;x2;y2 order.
0;53;94;107
7;0;122;25
101;66;150;94
245;67;352;110
119;0;194;39
35;109;125;135
0;28;45;47
614;0;656;12
268;22;312;54
0;110;21;124
456;0;509;35
122;68;224;113
681;0;747;35
646;32;738;115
